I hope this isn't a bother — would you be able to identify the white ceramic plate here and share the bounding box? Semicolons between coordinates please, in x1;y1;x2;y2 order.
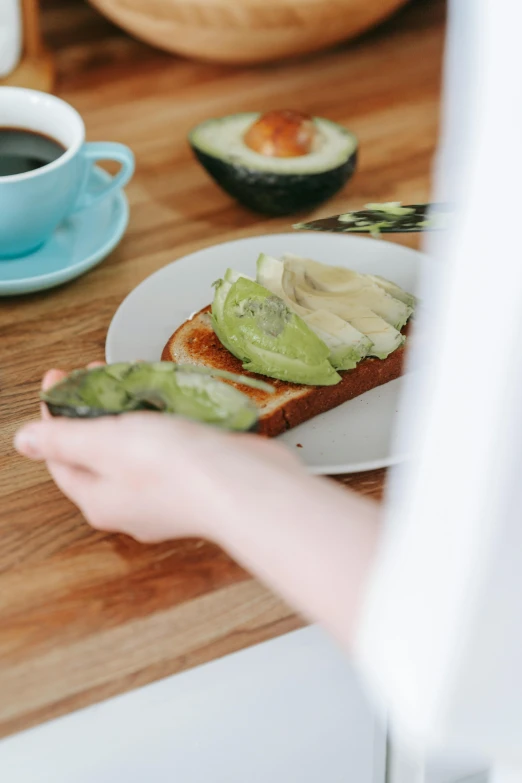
106;233;423;474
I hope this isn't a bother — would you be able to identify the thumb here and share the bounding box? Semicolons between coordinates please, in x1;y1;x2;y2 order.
14;417;118;470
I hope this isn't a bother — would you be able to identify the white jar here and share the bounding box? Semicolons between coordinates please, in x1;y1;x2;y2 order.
0;0;22;79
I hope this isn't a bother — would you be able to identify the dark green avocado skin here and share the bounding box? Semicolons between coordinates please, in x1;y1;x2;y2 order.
191;147;357;217
46;403;134;418
45;402;259;432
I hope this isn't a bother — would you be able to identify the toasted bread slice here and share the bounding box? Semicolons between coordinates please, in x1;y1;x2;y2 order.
162;306;407;437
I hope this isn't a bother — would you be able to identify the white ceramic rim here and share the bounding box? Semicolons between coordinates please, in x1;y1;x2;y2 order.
0;87;85;183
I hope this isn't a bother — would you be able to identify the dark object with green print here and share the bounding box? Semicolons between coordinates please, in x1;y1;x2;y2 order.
294;202;451;235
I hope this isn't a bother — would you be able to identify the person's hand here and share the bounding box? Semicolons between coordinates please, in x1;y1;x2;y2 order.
13;367;303;544
14;366;381;652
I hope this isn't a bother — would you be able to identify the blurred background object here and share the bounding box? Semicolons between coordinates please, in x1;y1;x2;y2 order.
87;0;411;65
0;0;22;78
0;0;54;90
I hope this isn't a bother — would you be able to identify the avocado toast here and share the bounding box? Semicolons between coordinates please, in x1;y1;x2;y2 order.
161;254;414;437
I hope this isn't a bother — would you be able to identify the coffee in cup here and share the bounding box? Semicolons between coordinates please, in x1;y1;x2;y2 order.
0;87;135;259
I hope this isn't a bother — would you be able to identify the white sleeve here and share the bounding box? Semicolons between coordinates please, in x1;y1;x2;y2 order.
354;0;522;763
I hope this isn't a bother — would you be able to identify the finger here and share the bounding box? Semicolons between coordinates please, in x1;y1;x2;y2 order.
14;417;119;471
42;369;66;391
87;361;105;368
14;411;205;471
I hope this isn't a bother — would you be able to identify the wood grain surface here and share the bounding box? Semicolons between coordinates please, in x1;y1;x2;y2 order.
0;0;445;738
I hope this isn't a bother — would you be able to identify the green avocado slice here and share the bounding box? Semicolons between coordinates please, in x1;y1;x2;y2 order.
366;274;417;309
256;253;373;370
213;275;341;386
211;278;237;355
283;254;412;331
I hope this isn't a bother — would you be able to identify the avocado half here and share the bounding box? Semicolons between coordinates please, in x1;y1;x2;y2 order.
189;113;358;217
39;363;269;433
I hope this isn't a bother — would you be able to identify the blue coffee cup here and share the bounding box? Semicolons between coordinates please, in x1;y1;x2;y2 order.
0;87;135;259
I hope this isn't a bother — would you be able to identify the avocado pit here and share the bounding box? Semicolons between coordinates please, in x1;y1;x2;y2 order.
243;110;320;158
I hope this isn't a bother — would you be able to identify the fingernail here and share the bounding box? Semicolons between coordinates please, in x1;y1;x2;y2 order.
14;426;43;459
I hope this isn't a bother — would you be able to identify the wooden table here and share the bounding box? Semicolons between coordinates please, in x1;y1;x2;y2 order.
0;0;445;739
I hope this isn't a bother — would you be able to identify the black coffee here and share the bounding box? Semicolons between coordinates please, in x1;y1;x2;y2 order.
0;128;66;177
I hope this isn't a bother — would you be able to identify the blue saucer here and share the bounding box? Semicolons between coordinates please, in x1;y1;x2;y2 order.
0;167;129;296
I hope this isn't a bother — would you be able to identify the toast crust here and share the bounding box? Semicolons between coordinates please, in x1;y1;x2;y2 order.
162;305;407;437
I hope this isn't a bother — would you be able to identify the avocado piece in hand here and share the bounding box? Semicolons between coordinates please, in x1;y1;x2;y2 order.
40;363;263;432
213;276;341;386
122;362;259;430
39;364;138;417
